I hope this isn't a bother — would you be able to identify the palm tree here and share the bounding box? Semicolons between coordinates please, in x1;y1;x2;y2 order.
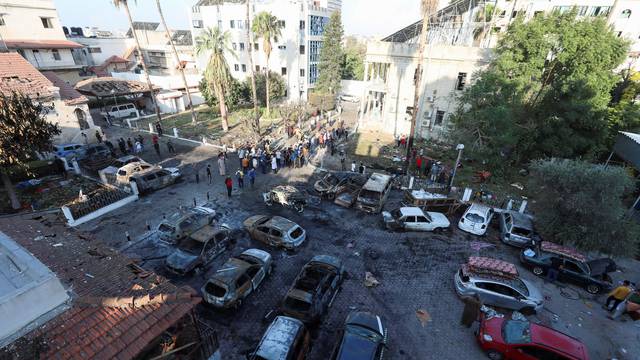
155;0;197;124
404;0;438;174
245;1;260;132
251;11;281;116
112;0;162;123
195;27;234;132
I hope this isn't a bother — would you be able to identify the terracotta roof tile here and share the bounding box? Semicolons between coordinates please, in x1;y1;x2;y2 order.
42;71;89;105
0;53;55;99
4;39;83;49
0;217;201;360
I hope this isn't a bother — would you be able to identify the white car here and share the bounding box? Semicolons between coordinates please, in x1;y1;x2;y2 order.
115;161;155;185
339;94;360;103
458;203;494;236
382;207;450;232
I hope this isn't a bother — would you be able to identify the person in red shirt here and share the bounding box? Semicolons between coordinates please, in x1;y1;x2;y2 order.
416;156;422;174
225;177;233;198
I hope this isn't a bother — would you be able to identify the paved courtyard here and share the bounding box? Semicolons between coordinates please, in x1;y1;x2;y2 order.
76;123;640;360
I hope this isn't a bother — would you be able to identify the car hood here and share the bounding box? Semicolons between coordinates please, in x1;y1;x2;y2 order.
165;250;198;271
588;258;616;275
428;212;451;227
337;332;379;360
522;278;544;304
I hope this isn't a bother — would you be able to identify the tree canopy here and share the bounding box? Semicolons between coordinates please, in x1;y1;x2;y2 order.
450;10;629;168
341;37;365;81
529;158;640;256
316;11;344;94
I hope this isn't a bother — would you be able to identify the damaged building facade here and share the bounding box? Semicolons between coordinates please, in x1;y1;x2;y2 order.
359;0;640;140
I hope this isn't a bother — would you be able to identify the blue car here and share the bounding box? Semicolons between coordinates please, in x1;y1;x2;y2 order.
331;311;387;360
53;143;85;159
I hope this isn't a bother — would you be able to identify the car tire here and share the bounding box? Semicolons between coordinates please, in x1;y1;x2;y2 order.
587;284;601;294
486;350;504;360
532;266;545;276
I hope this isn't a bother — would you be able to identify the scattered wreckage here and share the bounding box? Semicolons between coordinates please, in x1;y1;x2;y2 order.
157;204;217;244
280;255;345;324
263;185;316;213
164;225;233;275
201;249;273;309
314;172;367;200
243;215;306;250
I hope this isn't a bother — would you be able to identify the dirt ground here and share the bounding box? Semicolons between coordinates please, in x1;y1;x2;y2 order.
74;106;640;360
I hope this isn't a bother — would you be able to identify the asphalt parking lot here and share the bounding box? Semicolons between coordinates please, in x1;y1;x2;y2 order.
79;131;640;360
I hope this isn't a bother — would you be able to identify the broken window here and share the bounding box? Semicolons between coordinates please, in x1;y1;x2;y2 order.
52;49;61;61
434;111;445;126
41;17;53;28
456;73;467;90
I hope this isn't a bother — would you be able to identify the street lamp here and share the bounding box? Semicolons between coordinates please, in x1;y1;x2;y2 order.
448;143;464;192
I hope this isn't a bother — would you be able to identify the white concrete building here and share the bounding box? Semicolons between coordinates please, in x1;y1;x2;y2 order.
360;0;640;140
190;0;342;102
0;0;87;84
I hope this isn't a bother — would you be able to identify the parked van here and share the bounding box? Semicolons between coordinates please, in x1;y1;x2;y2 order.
355;173;392;213
129;168;176;193
116;161;154;185
102;103;139;120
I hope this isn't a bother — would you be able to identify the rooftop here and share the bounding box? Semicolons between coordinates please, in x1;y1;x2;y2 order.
2;39;83;49
75;77;160;97
0;215;200;359
0;53;56;99
42;72;89;105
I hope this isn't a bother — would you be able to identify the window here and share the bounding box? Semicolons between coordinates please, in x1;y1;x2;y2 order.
237;20;243;29
278;45;286;50
75;109;89;129
434;111;445;126
270;228;282;237
516;346;569;360
254;43;259;51
299;45;305;54
562;260;585;274
300;68;305;77
309;40;321;62
0;15;5;26
416;216;428;223
51;49;61;61
41;17;53;28
232;42;237;50
217;20;222;29
309;15;327;36
281;67;287;75
230;20;235;28
299;20;305;30
192;20;203;28
242;64;246;72
590;6;611;17
239;42;245;51
88;47;102;53
234;64;239;71
309;63;318;84
621;9;632;18
277;20;285;28
404;216;416;223
255;65;260;72
456;72;467;90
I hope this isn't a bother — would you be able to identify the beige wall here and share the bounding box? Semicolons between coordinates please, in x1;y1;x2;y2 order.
43;99;100;144
0;0;66;41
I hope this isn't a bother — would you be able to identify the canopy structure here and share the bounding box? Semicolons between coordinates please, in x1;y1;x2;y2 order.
75;77;160;98
613;132;640;170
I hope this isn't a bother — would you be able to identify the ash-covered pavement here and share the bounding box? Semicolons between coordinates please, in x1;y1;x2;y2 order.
79;125;640;360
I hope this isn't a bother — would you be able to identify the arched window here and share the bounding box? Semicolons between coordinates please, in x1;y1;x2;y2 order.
75;108;89;130
621;9;631;18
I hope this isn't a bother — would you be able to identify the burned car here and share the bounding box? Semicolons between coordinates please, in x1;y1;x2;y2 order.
263;185;308;212
249;316;310;360
521;241;616;294
243;215;306;250
157;204;217;244
314;172;367;200
382;207;450;232
201;248;273;309
281;255;345;323
164;225;232;275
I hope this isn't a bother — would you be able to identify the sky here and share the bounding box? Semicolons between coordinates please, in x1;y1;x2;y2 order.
54;0;421;39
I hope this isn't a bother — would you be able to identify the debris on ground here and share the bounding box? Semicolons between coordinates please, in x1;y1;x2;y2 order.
469;241;494;251
510;183;525;191
364;272;380;287
416;309;431;327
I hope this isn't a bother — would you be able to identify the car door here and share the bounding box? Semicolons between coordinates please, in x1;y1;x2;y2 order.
235;273;253;299
509;345;570;360
415;215;432;231
475;282;515;309
560;259;589;286
246;264;266;289
269;228;284;246
254;225;270;243
403;216;417;231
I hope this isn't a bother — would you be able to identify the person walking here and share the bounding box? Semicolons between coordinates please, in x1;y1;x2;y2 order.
271;156;278;174
242;156;250;172
340;152;346;171
155;121;163;137
351;161;356;172
118;138;127;155
460;295;482;328
252;156;258;170
224;176;233;198
166;140;175;154
95;130;103;143
358;162;365;175
152;134;160;157
238;148;245;167
236;169;244;189
604;280;633;312
206;164;212;184
546;257;562;282
276;150;282;168
127;138;134;153
218;155;226;176
248;167;256;188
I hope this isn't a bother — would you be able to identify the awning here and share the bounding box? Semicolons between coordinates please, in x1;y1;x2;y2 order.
3;39;83;49
613;132;640;170
75;77;160;97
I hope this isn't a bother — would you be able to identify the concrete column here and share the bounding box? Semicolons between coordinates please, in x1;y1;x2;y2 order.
129;181;139;195
173;127;179;137
359;63;370;123
149;123;154;133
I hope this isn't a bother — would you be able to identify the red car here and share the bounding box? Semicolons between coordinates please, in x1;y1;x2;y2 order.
477;315;589;360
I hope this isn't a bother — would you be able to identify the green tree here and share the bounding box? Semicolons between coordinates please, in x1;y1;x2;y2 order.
195;27;235;132
607;69;640;146
529;158;640;256
113;0;162;123
0;93;61;210
316;11;344;94
451;10;629;169
199;77;250;111
341;49;364;80
255;71;286;106
252;11;281;116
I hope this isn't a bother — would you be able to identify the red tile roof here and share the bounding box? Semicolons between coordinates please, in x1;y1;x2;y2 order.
0;53;55;99
4;39;84;49
103;55;131;64
0;216;201;360
42;71;89;105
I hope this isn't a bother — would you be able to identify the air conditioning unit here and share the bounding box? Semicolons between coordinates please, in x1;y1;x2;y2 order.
423;110;433;119
425;96;435;103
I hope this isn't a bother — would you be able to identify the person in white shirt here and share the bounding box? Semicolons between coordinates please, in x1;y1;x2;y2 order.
271;156;278;174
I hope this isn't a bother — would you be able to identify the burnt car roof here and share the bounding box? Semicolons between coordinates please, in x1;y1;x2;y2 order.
310;255;342;270
210;257;252;285
268;216;299;231
255;316;304;359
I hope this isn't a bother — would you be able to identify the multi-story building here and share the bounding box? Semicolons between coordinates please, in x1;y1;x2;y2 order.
190;0;342;102
0;0;87;84
360;0;640;140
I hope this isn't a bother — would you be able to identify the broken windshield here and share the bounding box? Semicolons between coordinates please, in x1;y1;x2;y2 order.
177;238;205;255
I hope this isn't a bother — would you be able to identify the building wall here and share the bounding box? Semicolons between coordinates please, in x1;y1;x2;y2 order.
0;0;65;41
44;100;99;144
190;0;339;102
73;37;133;65
15;48;76;70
